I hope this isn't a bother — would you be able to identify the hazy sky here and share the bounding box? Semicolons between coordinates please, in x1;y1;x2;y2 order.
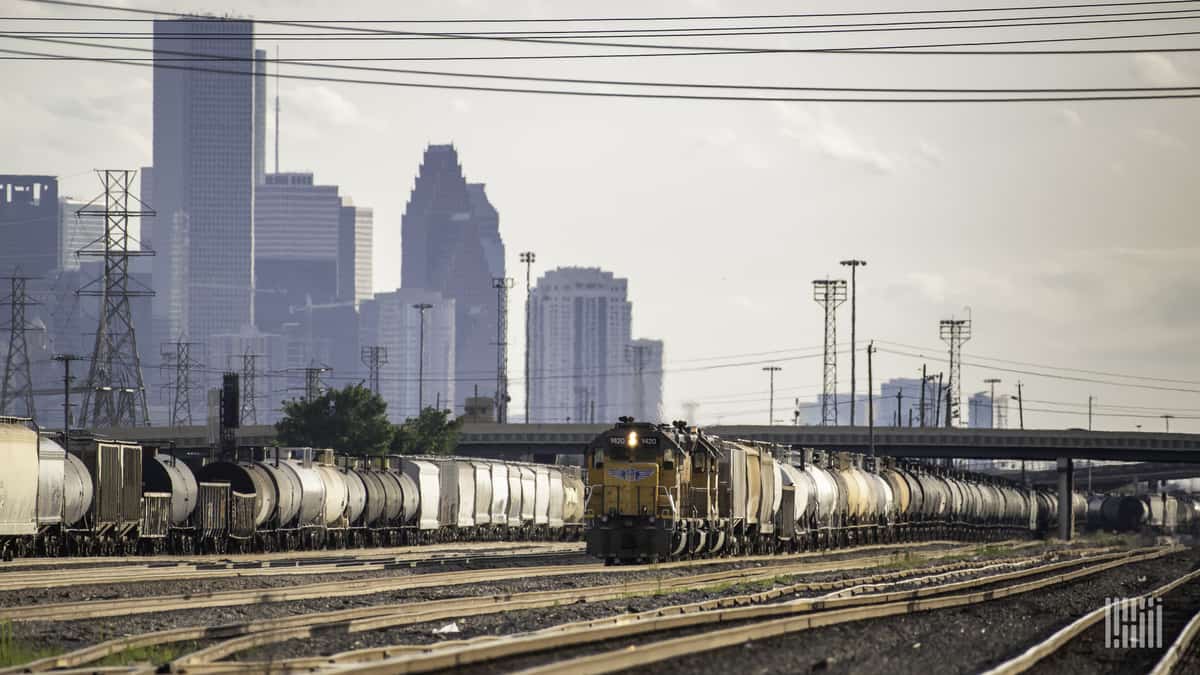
4;0;1200;430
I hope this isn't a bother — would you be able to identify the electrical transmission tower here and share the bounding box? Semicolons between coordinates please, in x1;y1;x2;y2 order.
812;279;847;426
77;170;154;429
360;345;388;395
240;352;259;425
1;271;38;420
939;318;972;427
304;365;329;401
161;341;199;427
492;277;513;423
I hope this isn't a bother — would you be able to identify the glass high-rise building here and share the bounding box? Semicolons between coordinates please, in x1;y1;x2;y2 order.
151;19;263;346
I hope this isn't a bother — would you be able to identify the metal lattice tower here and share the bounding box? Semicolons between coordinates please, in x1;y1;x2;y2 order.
161;341;198;427
812;279;847;426
939;318;972;427
304;365;329;402
492;277;513;423
1;272;38;420
360;345;388;395
77;170;154;429
240;352;259;425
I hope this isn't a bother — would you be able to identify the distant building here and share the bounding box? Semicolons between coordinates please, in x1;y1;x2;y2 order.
254;172;342;332
401;144;504;412
528;267;632;424
0;175;59;275
151;18;263;346
628;338;664;423
57;196;105;271
880;378;939;427
338;198;373;305
206;324;287;425
359;289;455;423
968;391;1008;429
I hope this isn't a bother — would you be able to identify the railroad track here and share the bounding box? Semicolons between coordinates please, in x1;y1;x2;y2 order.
3;541;1025;673
0;539;991;623
0;548;588;592
982;561;1200;675
301;546;1174;675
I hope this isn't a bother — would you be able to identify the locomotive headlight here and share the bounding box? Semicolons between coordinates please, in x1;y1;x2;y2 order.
627;431;639;448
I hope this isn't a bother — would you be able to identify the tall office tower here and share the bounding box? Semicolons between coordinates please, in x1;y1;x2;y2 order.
628;338;665;423
358;289;455;423
57;196;105;272
152;18;260;348
338;197;373;305
401;144;504;412
528;267;632;424
254;172;342;332
968;391;999;429
0;176;59;276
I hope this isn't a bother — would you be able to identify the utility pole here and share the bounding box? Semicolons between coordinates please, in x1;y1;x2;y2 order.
77;169;154;428
360;345;388;395
1014;381;1026;485
762;365;782;425
839;259;866;426
240;352;259;426
520;251;536;423
1;271;38;420
1088;394;1094;493
161;341;198;428
812;278;847;425
1162;414;1173;432
918;364;928;427
939;317;972;428
984;378;1002;429
491;277;513;423
895;389;903;427
934;372;944;429
51;354;81;445
412;302;432;415
867;341;876;458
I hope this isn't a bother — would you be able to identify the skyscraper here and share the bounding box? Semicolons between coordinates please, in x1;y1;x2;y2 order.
359;289;455;422
338;198;373;305
528;267;632;424
151;18;261;346
57;196;105;271
401;144;504;413
0;176;59;276
628;338;664;423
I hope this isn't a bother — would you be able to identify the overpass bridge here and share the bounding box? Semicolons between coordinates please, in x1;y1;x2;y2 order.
991;461;1200;491
457;424;1200;464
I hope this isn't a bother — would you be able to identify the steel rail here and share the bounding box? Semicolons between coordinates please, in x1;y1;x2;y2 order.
380;548;1176;675
2;543;1000;673
1149;602;1200;675
0;539;980;623
314;547;1155;674
982;565;1200;675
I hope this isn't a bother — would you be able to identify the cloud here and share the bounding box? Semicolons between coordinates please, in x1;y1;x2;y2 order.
289;85;362;126
687;127;771;169
772;103;937;174
1057;108;1082;127
1132;54;1192;86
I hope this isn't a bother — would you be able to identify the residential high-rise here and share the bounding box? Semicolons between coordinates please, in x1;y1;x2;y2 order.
0;176;59;276
628;338;664;423
528;267;632;424
338;198;373;305
151;18;260;346
359;290;455;422
401;144;504;413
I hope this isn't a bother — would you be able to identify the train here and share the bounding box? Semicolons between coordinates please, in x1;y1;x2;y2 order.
1086;493;1200;534
584;419;1088;563
0;418;584;559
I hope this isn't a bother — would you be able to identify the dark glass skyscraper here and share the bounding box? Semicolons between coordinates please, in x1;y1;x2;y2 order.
151;19;260;346
401;145;505;412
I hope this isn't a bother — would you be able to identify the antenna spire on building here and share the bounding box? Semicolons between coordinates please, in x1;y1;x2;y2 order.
77;169;154;428
1;269;38;420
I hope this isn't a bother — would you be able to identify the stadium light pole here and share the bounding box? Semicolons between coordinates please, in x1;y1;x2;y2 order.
763;366;782;425
520;251;536;423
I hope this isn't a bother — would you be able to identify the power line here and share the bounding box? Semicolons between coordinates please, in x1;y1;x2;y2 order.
6;43;1200;102
13;1;1200;23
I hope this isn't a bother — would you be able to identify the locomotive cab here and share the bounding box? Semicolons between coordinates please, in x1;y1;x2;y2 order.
584;418;698;563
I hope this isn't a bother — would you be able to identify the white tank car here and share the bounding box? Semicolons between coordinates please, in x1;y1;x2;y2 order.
490;463;509;526
547;467;565;530
533;466;551;527
471;462;492;527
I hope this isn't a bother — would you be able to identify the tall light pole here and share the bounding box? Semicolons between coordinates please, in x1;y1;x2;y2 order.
839;259;866;425
763;366;782;425
413;303;432;415
984;378;1001;429
520;251;535;423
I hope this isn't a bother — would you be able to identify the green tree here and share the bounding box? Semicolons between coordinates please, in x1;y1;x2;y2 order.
276;384;394;454
390;407;462;456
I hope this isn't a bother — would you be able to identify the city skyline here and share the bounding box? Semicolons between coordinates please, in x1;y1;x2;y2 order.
3;1;1198;431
